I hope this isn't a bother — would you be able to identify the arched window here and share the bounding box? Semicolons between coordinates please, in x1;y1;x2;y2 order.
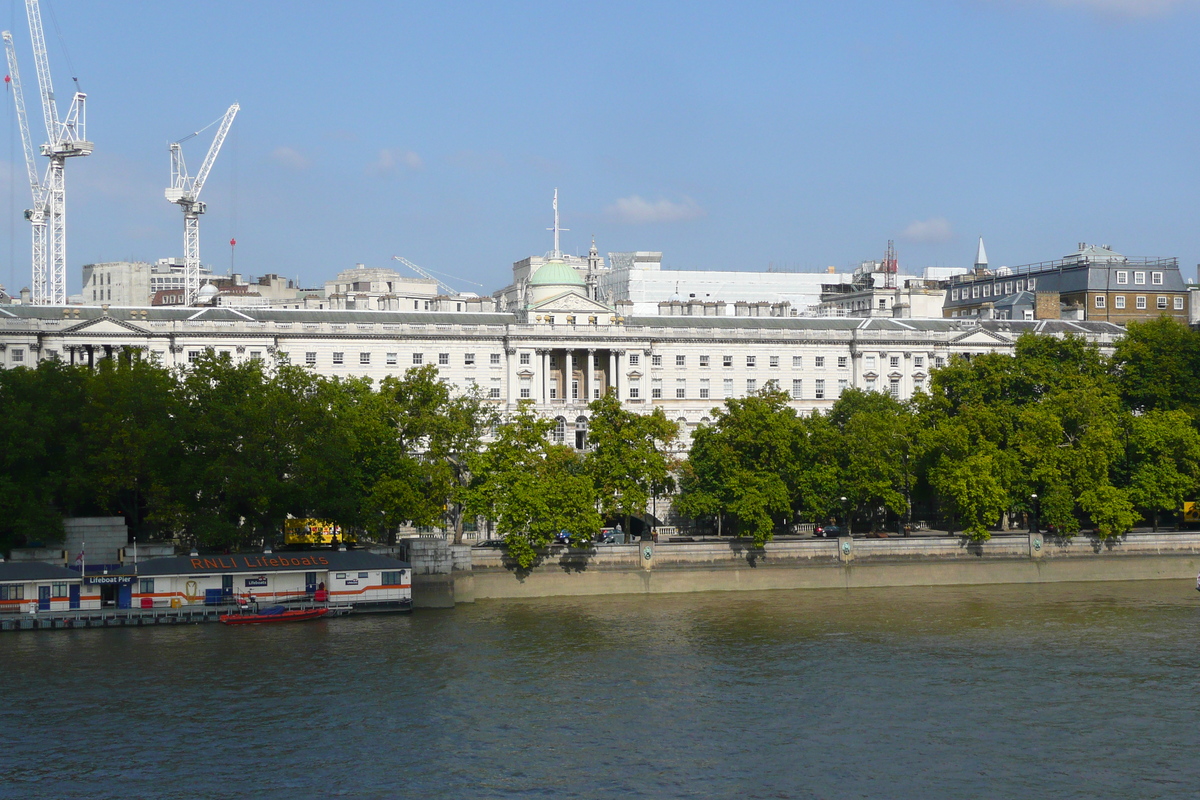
575;416;588;450
553;417;567;444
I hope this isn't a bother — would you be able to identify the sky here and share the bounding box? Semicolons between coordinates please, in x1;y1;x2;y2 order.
2;0;1200;296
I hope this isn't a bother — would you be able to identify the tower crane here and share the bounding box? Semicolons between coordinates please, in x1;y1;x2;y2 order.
165;103;239;305
2;30;48;303
391;255;483;296
18;0;92;306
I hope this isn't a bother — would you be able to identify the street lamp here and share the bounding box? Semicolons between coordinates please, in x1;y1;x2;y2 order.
1030;493;1039;534
840;496;850;536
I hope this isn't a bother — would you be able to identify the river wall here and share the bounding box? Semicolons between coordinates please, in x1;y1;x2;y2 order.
406;532;1200;606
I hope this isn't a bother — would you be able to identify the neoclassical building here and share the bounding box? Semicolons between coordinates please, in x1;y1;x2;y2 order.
0;251;1127;451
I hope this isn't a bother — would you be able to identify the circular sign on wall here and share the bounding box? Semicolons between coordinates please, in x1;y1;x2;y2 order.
643;546;653;560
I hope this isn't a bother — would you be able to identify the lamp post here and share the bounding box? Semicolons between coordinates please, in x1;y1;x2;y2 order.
840;496;850;536
1030;493;1039;534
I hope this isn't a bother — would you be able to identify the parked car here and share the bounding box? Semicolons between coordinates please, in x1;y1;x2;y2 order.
814;524;842;538
472;539;507;549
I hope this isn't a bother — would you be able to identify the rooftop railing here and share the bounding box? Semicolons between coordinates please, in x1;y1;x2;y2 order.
950;257;1177;285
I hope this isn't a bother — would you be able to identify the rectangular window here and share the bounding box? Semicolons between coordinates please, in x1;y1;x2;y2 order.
889;356;900;368
889;378;900;399
792;355;803;368
866;377;877;392
1116;271;1128;285
489;379;501;399
1023;310;1034;320
188;350;201;364
914;377;924;393
386;353;397;366
652;354;663;367
837;356;848;369
723;378;734;398
1136;296;1147;309
676;355;686;367
1135;272;1146;285
139;578;155;595
651;379;663;399
1095;295;1106;309
1115;296;1126;309
382;571;402;585
837;378;848;396
1157;296;1168;309
0;584;24;601
519;377;531;399
951;288;959;301
1017;279;1025;291
791;379;803;400
249;351;262;361
629;379;640;399
52;582;68;598
409;353;421;365
464;353;475;366
1005;281;1013;294
723;355;733;367
436;352;448;365
333;352;344;365
982;285;991;298
360;352;371;365
490;352;501;365
699;355;710;368
746;378;757;394
628;353;640;367
815;379;825;400
520;352;531;366
1152;272;1164;285
746;356;756;368
815;356;825;368
1175;296;1184;310
699;379;710;399
936;357;945;368
914;356;924;368
972;286;980;299
550;355;558;368
676;379;686;399
769;355;779;368
866;356;876;370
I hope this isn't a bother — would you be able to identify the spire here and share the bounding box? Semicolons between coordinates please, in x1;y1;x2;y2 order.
974;237;989;272
547;188;569;259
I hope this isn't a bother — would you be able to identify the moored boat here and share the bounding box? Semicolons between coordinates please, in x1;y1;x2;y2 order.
220;605;329;625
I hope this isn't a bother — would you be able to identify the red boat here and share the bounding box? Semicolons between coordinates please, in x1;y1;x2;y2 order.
220;605;329;625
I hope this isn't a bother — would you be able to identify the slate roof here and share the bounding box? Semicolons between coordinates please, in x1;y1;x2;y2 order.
0;562;82;582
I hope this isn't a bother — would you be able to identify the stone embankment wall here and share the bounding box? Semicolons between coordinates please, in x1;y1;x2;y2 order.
405;532;1200;606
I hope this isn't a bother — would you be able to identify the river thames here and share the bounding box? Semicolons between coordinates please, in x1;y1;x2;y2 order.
2;580;1199;799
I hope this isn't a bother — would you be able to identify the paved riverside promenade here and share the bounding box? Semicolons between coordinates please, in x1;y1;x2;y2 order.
409;531;1200;606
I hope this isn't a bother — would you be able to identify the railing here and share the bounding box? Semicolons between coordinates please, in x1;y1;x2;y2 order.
950;257;1177;285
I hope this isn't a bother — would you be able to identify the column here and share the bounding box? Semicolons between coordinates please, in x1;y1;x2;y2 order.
565;350;575;403
587;349;596;401
538;349;548;405
613;350;623;399
505;347;516;406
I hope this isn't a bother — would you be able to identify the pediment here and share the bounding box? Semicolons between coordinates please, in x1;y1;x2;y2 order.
62;316;149;335
948;328;1011;346
516;369;534;378
529;291;613;314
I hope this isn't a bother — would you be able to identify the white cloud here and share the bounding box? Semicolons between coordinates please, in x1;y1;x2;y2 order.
901;217;954;244
1022;0;1195;16
371;148;423;175
270;146;310;170
605;195;705;224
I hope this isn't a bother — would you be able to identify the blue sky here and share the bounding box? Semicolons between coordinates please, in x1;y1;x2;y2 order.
2;0;1200;295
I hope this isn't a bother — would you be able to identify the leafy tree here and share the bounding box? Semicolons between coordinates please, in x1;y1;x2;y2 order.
677;384;799;546
464;404;600;567
1125;409;1200;531
827;389;917;532
585;391;678;538
1112;316;1200;417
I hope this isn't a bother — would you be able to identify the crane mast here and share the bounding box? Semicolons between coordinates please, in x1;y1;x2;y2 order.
3;30;49;303
166;103;239;305
13;0;93;306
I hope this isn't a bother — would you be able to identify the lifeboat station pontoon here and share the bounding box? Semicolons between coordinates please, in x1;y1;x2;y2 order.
0;548;410;631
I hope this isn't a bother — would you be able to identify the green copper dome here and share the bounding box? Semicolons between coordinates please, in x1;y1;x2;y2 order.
529;260;585;287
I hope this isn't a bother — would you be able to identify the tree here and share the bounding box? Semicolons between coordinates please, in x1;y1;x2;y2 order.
677;384;799;546
464;403;601;568
1112;316;1200;418
827;389;917;532
585;391;678;538
1125;409;1200;531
